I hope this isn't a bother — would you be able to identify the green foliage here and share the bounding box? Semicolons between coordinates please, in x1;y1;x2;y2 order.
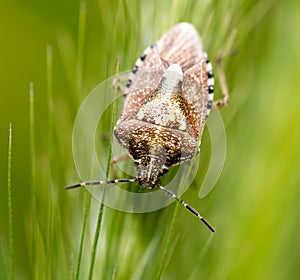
1;0;300;279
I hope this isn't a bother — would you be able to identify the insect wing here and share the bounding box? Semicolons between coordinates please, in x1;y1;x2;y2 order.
120;22;204;122
182;57;213;140
156;22;203;72
119;46;164;121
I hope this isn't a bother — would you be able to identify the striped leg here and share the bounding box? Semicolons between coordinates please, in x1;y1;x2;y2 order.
159;184;215;233
65;178;137;190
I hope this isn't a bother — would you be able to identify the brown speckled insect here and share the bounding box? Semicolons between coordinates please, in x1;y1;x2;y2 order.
66;23;229;233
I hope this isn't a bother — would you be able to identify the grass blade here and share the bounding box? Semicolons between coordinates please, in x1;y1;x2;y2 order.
46;44;54;280
75;192;91;280
77;1;87;98
88;58;119;280
7;123;14;280
74;4;88;278
29;83;37;279
88;196;105;280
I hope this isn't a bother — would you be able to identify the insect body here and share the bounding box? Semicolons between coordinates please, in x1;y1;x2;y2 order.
66;23;228;233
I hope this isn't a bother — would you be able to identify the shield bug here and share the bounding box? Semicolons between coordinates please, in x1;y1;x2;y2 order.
66;23;229;233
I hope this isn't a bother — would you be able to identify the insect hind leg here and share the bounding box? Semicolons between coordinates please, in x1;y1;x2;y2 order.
212;53;230;109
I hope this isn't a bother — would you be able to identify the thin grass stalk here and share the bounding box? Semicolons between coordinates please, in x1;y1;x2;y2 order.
46;44;54;279
101;57;121;280
101;2;125;275
88;58;119;280
75;192;91;280
29;83;37;279
88;195;105;280
74;3;89;278
77;1;87;98
7;123;14;280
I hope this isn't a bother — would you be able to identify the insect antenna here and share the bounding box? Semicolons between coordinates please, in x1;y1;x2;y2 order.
65;178;138;190
159;184;215;233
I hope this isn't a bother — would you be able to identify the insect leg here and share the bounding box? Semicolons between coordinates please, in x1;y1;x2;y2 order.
213;53;229;109
110;153;131;165
65;178;137;190
159;184;215;233
110;153;131;178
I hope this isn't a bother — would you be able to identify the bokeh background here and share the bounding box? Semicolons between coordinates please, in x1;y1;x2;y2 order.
1;0;300;279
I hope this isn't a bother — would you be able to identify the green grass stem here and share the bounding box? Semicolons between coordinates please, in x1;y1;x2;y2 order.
75;192;91;280
88;197;105;280
88;56;119;280
75;3;88;277
46;44;54;280
77;1;87;98
7;123;14;280
29;82;37;279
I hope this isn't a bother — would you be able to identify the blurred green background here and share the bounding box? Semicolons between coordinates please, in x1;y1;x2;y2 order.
1;0;300;279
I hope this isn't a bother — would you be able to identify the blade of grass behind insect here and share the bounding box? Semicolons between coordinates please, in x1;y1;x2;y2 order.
73;3;89;279
46;42;72;278
29;83;38;279
7;123;14;280
88;51;119;280
101;1;131;276
87;124;108;279
75;192;91;280
77;1;87;99
46;44;55;279
101;58;120;280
